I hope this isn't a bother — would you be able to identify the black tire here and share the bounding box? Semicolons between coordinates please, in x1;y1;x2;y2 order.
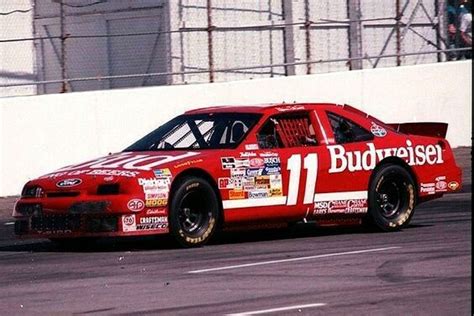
368;164;416;231
169;177;219;247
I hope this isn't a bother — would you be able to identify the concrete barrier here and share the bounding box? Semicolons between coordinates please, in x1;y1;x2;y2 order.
0;60;471;196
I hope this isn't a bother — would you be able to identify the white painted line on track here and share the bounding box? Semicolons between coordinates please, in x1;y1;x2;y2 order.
4;222;15;226
226;303;326;315
188;246;401;274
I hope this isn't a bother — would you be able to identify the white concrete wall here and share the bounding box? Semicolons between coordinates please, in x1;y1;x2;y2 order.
0;1;36;97
0;61;471;196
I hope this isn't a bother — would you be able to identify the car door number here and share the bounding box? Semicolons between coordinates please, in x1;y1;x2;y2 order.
287;153;318;205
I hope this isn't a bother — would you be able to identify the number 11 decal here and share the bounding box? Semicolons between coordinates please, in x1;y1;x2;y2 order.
287;153;318;205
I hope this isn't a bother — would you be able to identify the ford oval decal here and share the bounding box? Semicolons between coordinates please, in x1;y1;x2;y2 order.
56;178;82;188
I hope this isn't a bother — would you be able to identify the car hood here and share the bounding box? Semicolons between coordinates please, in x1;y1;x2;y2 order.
29;151;205;190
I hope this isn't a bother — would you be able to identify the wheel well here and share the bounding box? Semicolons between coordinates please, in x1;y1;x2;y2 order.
369;157;419;194
170;168;224;226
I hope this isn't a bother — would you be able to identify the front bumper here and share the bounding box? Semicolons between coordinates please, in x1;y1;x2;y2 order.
13;198;169;239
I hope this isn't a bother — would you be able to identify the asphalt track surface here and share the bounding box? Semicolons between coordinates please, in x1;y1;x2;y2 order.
0;147;471;315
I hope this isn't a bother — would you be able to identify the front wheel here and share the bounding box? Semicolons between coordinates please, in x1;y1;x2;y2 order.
169;177;219;247
367;164;416;231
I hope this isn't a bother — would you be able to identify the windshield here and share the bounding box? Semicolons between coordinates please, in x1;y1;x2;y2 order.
124;113;261;151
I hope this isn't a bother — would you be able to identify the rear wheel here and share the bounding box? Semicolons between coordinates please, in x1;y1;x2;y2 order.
169;177;219;247
368;164;416;231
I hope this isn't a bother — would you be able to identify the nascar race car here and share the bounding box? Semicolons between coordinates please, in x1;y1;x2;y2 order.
13;103;462;247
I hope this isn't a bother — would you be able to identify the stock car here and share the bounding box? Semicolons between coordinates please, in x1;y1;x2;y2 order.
13;103;462;247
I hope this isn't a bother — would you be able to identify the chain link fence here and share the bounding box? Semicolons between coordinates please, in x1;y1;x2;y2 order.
0;0;471;97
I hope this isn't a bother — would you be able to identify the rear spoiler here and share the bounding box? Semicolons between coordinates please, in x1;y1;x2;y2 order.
387;122;448;138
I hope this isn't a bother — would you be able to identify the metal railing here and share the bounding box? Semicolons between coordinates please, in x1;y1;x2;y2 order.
0;0;472;97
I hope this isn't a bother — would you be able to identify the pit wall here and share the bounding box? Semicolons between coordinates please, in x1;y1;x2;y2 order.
0;61;471;196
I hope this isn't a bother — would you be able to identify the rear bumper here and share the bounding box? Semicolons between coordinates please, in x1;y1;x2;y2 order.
418;164;462;198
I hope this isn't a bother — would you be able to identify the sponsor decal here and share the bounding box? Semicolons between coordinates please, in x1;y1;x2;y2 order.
146;199;168;207
275;105;305;112
263;157;280;164
40;169;140;179
56;178;82;188
140;216;167;224
259;151;279;157
145;192;168;200
240;152;257;157
218;178;231;189
248;189;269;199
328;140;444;173
255;176;270;187
246;168;263;177
127;199;145;212
230;168;246;178
221;157;250;169
56;152;200;172
137;216;168;230
146;208;167;215
435;176;447;192
235;158;250;168
250;158;265;168
87;169;140;177
229;189;245;200
242;177;256;191
153;168;172;177
221;157;235;169
173;159;203;169
122;215;137;232
262;165;281;175
420;183;436;195
218;177;242;189
141;182;169;195
269;174;283;189
245;144;259;151
370;122;387;137
139;178;170;188
448;181;459;191
270;188;282;197
313;199;368;215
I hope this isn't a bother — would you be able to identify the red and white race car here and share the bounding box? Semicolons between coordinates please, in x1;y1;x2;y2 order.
13;103;462;247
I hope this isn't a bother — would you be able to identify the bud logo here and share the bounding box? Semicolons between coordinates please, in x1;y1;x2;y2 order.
370;122;387;137
328;140;443;173
127;199;145;212
56;178;82;188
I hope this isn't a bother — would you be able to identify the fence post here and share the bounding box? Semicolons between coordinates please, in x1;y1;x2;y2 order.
59;0;68;92
207;0;214;83
304;0;311;74
348;0;363;70
283;0;295;76
396;0;402;66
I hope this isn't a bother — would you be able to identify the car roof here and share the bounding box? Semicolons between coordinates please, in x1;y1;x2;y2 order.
184;103;344;115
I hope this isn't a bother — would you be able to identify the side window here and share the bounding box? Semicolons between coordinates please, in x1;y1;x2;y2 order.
257;112;318;149
327;112;374;144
